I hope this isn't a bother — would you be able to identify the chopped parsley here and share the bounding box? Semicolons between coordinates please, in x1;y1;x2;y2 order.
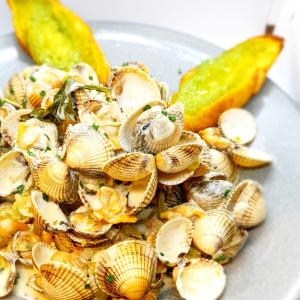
79;180;84;189
122;62;129;67
39;90;46;97
106;274;115;283
161;110;167;116
0;98;5;107
9;87;14;95
16;185;24;194
223;189;232;198
21;96;28;108
215;254;226;262
104;132;109;138
168;114;176;122
55;154;62;160
91;123;99;131
160;252;164;256
120;107;124;113
0;267;4;272
42;193;49;202
29;75;36;82
27;150;36;157
88;75;93;81
84;283;91;289
143;104;151;111
44;145;51;152
59;221;68;226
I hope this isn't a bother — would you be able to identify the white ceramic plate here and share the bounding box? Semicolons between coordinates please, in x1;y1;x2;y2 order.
0;21;300;300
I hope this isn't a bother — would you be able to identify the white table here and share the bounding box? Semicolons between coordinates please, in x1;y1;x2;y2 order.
0;0;298;105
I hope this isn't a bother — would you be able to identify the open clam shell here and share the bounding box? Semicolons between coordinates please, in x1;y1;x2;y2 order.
193;209;237;256
64;123;114;177
219;108;256;145
193;143;212;177
30;156;79;203
0;150;30;197
210;149;239;183
127;168;158;214
69;206;113;239
155;143;202;173
70;63;99;85
4;72;27;107
230;145;272;168
0;101;16;122
155;217;193;266
176;258;226;300
1;109;32;146
16;118;58;151
103;152;155;181
0;252;18;298
118;100;166;152
227;180;266;228
185;179;233;210
32;242;96;300
213;229;248;264
11;230;40;266
200;127;234;150
31;190;69;233
95;240;157;300
109;65;162;114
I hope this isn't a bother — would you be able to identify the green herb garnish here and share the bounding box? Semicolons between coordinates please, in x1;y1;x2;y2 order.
44;145;51;152
160;252;164;256
21;96;28;108
29;75;36;82
223;189;232;198
79;181;84;189
55;154;62;160
0;267;4;272
106;274;115;283
168;114;176;122
143;104;151;111
122;62;129;67
42;193;49;202
120;107;124;113
44;133;50;141
104;132;109;138
88;75;93;81
59;221;67;226
0;98;5;107
39;90;46;97
9;87;14;95
16;185;24;194
27;150;36;157
215;254;226;262
84;283;91;289
161;110;168;116
91;123;99;131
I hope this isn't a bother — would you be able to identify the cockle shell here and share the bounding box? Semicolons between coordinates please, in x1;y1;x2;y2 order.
16;118;58;151
160;203;205;221
109;65;161;114
32;242;96;300
185;179;233;210
227;180;266;228
0;101;16;122
193;209;237;256
95;240;157;300
155;143;202;173
209;149;239;183
1;109;32;146
212;229;248;264
176;258;226;300
193;143;212;177
70;63;99;85
4;72;27;107
11;230;40;266
200;127;234;150
156;217;193;265
219;108;256;144
0;252;18;298
127;168;158;214
230;145;272;168
103;152;155;181
30;156;79;203
31;190;69;233
0;150;30;197
64;123;114;177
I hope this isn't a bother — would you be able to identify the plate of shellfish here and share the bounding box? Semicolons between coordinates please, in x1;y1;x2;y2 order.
1;2;300;300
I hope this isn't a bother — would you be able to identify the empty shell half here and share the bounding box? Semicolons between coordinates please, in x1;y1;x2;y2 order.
200;127;234;150
156;217;193;266
219;108;256;144
0;252;18;298
176;258;226;300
